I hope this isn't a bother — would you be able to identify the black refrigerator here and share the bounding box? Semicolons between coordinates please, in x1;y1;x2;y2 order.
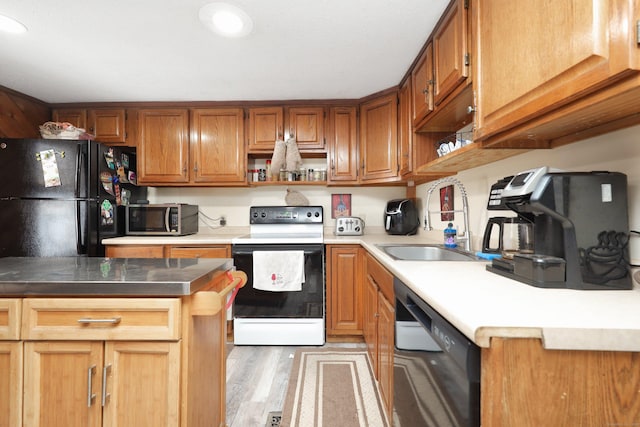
0;138;147;257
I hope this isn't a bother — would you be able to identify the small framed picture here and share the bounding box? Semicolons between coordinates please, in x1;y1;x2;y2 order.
440;185;454;221
331;194;351;218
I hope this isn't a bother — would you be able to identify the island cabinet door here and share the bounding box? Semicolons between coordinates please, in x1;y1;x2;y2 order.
23;340;181;427
0;341;22;427
102;341;180;427
23;341;104;427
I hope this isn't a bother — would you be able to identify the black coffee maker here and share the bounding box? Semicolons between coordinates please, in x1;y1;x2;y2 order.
486;167;632;290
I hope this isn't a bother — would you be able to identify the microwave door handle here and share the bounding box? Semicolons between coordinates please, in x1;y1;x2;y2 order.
165;207;171;232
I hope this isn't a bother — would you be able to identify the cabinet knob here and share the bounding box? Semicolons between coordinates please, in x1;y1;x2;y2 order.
467;105;476;114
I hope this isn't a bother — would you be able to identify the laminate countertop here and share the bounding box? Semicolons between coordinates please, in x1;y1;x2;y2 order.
104;230;640;351
0;256;233;296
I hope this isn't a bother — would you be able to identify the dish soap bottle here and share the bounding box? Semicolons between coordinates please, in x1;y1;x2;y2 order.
444;223;457;248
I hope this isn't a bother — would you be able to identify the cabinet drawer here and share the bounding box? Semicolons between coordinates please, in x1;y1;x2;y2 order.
22;298;181;341
366;254;394;302
0;299;21;340
169;246;230;258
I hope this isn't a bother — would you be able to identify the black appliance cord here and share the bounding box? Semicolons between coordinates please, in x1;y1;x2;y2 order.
631;230;639;268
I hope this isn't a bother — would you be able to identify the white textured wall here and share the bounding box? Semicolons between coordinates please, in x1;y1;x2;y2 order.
417;124;640;261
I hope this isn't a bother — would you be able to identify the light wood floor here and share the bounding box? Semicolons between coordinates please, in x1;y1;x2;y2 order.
226;342;366;427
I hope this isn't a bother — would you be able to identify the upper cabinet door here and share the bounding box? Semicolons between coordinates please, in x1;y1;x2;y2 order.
398;79;413;177
327;106;358;184
359;93;399;183
433;0;469;106
248;107;283;152
87;109;126;144
190;108;246;184
286;107;326;151
52;109;87;130
475;0;640;141
137;109;190;184
411;42;434;126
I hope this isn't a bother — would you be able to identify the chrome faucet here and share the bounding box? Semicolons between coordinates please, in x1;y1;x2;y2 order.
424;176;472;252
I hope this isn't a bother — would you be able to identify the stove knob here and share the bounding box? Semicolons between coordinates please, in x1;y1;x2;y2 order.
314;211;320;217
306;211;312;218
261;212;267;218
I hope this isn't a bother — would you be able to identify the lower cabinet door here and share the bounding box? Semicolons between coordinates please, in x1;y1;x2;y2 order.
363;276;379;377
23;340;180;427
103;341;181;427
0;341;22;427
24;341;104;427
377;293;395;419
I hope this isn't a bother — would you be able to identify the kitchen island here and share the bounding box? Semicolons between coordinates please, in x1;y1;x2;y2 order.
0;256;245;427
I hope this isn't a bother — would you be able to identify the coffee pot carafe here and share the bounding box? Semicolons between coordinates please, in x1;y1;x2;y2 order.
482;216;534;257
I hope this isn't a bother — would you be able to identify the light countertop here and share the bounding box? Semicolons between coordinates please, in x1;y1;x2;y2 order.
104;229;640;351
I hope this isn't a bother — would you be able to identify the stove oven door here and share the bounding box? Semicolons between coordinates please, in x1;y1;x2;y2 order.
231;243;324;318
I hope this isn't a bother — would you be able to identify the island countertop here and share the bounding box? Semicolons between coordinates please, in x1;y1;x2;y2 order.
0;256;234;296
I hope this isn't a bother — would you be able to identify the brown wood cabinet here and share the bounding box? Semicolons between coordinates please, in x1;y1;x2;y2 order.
248;107;284;152
52;108;87;129
106;244;231;259
105;245;166;258
363;252;394;420
398;79;413;178
137;108;246;186
88;109;127;144
482;337;640;426
190;108;246;185
168;245;230;258
411;41;434;126
326;245;363;336
286;106;326;151
327;106;359;184
359;93;399;184
433;0;469;106
474;0;640;145
53;108;127;144
137;109;190;184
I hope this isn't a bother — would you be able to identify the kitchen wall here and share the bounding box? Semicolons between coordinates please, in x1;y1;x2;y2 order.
418;124;640;262
149;124;639;261
148;185;406;231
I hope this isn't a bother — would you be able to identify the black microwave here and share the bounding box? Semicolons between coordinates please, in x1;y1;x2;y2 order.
126;204;199;236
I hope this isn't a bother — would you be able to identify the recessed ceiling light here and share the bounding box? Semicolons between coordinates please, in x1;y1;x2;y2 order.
199;3;253;38
0;14;27;34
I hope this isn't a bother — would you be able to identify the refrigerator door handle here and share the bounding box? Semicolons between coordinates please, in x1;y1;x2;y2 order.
75;145;83;198
76;200;86;255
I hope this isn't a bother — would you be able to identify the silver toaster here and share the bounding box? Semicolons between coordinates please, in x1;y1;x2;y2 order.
334;217;365;236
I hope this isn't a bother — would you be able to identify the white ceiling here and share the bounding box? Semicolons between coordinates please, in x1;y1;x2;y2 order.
0;0;449;104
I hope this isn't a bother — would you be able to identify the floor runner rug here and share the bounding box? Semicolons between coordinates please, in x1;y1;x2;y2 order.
279;348;389;427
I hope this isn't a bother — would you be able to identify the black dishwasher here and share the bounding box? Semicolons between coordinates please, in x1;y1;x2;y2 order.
393;277;480;427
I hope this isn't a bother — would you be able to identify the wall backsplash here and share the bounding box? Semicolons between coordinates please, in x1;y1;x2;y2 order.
148;185;406;231
148;124;639;262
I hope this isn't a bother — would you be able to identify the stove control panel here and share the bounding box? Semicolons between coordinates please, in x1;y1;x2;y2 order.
249;206;323;224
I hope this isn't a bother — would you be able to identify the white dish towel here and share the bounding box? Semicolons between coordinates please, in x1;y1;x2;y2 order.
252;251;305;291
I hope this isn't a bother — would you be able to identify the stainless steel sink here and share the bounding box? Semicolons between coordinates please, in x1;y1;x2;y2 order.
376;244;482;261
